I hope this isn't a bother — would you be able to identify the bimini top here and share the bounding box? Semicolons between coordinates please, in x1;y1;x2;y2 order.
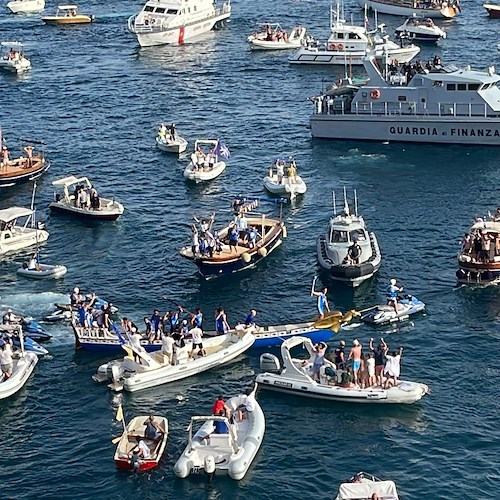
1;41;25;48
336;480;399;500
0;207;34;222
58;4;78;9
52;176;91;188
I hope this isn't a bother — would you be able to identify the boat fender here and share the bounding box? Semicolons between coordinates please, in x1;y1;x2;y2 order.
258;247;268;257
328;43;336;50
281;224;287;238
370;89;381;99
337;43;344;51
204;455;216;475
241;252;251;263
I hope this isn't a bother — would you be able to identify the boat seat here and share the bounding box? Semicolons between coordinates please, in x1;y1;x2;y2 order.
206;433;232;448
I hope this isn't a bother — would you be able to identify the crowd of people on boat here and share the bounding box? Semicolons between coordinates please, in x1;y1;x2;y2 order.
72;184;101;210
271;158;298;184
387;55;443;83
460;226;500;263
157;123;177;143
305;337;404;389
191;145;218;172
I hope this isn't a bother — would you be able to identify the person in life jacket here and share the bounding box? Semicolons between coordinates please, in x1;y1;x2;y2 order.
386;278;403;314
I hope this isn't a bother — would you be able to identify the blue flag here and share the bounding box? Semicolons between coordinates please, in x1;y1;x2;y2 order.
110;322;126;345
214;139;231;160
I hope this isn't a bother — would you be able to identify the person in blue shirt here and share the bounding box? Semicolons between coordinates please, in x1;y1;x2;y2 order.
150;309;162;340
213;410;229;434
191;308;203;329
228;224;239;253
245;226;261;249
245;309;257;327
215;308;230;335
312;287;330;319
386;278;403;314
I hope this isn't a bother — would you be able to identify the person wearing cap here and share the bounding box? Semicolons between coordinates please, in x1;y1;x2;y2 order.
312;341;327;382
348;339;362;386
312;287;331;320
2;309;20;325
334;340;346;370
0;341;13;379
386;278;403;314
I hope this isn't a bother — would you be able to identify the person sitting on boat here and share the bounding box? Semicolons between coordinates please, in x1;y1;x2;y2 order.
244;226;261;249
0;341;13;380
228;223;239;253
215;307;230;335
135;438;151;459
173;324;186;348
339;366;355;388
312;287;330;320
2;309;21;325
144;415;165;441
213;410;229;434
212;395;231;418
311;341;327;382
1;146;10;168
383;346;404;388
199;236;209;256
89;187;100;210
237;382;258;421
27;251;40;271
188;325;205;358
386;279;403;314
244;309;257;328
344;239;362;265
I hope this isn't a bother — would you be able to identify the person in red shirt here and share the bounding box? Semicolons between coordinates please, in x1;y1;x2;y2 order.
212;395;230;418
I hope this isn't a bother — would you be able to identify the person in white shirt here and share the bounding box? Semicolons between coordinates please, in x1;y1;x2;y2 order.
0;341;13;379
384;347;404;388
189;326;205;358
366;353;376;387
237;382;258;420
162;334;175;364
137;439;151;459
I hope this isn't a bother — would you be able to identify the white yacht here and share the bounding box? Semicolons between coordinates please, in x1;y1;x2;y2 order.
289;7;420;66
6;0;44;14
128;0;231;47
310;54;500;145
395;16;446;43
0;42;31;73
317;189;381;287
358;0;461;18
0;207;49;257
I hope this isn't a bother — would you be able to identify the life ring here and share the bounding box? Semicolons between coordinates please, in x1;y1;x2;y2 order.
328;43;336;50
337;43;344;51
370;88;381;99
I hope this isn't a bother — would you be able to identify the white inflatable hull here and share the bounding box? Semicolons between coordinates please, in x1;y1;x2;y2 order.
183;161;226;182
7;0;44;13
174;395;265;480
263;176;307;197
17;263;67;280
0;59;31;73
156;136;188;154
0;352;38;400
250;39;302;51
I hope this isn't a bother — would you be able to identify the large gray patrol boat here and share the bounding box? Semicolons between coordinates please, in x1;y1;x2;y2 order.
310;55;500;145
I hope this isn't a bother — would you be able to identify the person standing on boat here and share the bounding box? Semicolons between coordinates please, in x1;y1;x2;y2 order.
191;225;199;256
229;223;239;253
191;308;203;330
369;338;388;386
245;309;257;328
1;146;10;168
312;287;330;320
24;145;33;168
383;346;404;388
150;309;162;340
189;325;206;357
0;341;13;380
215;308;230;335
386;279;403;314
348;339;362;386
346;239;362;265
334;340;346;370
245;226;261;249
312;341;327;382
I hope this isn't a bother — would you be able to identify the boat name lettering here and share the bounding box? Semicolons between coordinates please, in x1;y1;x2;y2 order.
273;380;293;388
389;126;500;137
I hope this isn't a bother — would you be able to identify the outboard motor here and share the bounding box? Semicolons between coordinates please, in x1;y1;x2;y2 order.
107;363;122;383
204;455;216;478
260;353;281;373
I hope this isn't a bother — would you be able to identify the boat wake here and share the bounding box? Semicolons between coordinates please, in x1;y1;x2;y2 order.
0;291;68;316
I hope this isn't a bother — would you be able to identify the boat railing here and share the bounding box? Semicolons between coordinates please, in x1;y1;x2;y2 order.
215;2;231;17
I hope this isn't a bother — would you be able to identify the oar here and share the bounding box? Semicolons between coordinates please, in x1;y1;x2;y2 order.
310;275;318;296
111;434;125;445
162;297;194;316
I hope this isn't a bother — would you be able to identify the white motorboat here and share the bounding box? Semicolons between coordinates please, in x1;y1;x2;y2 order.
0;325;38;400
49;175;124;221
184;139;229;183
395;16;446;42
128;0;231;47
359;0;460;18
0;42;31;73
156;124;188;154
335;472;400;500
484;3;500;18
42;4;94;24
17;263;68;280
256;336;429;404
317;189;381;286
0;207;49;257
93;331;255;392
263;158;307;199
289;7;420;66
113;414;168;471
6;0;44;14
174;394;265;480
248;23;306;50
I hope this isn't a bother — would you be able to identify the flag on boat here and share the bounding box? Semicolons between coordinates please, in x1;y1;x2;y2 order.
110;322;126;344
115;404;124;422
214;139;231;159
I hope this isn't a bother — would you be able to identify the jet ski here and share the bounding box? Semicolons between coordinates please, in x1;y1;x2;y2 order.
21;317;52;342
360;295;425;325
7;334;49;356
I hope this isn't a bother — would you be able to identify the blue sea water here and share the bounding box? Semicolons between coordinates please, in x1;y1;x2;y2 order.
0;0;500;498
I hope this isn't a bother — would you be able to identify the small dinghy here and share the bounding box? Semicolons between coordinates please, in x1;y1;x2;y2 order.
17;257;67;280
174;391;265;480
317;189;381;287
93;331;255;392
334;472;400;500
248;23;306;50
0;42;31;73
256;336;429;404
184;139;229;183
263;157;307;199
49;175;124;221
360;294;425;325
156;123;187;154
113;407;168;471
395;16;446;42
0;325;38;400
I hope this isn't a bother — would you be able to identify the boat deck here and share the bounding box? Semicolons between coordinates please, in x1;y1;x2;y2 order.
0;156;47;179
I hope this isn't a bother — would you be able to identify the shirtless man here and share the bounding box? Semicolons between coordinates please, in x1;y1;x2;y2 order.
347;339;362;386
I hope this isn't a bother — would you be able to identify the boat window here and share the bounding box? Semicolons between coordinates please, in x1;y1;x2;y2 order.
144;5;154;11
155;7;166;13
457;83;467;91
187;7;190;12
432;81;443;87
167;9;178;14
193;6;196;11
398;96;407;102
413;78;423;86
446;83;456;91
331;230;348;243
348;33;358;40
337;33;344;39
468;83;480;91
350;230;366;242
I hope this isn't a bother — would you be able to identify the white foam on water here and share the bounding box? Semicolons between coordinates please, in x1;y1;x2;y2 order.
1;292;69;317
